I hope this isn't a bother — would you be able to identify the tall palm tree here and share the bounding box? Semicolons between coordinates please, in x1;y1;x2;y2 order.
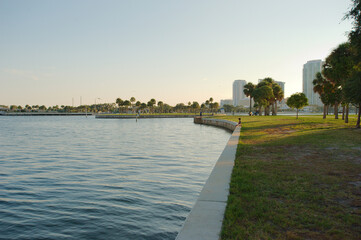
313;72;330;119
116;98;123;113
123;100;131;112
157;101;164;113
243;82;255;114
272;83;284;115
322;42;353;120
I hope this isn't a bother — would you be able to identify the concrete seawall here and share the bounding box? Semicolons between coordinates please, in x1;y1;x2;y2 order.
176;117;240;240
193;116;237;132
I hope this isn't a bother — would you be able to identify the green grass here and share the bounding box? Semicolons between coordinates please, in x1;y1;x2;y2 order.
215;115;361;240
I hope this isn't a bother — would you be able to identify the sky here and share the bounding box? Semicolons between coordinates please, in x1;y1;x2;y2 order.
0;0;354;107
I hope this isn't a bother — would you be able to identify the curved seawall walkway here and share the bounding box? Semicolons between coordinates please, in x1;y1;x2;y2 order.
176;117;240;240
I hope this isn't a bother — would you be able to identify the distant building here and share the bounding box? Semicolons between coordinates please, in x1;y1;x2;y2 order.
232;80;247;106
303;60;323;106
220;99;233;107
275;81;285;94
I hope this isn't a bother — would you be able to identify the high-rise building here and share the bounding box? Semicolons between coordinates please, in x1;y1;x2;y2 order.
232;80;247;106
303;60;323;106
275;81;285;94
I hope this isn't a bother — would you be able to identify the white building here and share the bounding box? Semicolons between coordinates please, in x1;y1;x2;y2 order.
232;80;247;106
303;60;323;106
275;81;285;94
220;99;233;107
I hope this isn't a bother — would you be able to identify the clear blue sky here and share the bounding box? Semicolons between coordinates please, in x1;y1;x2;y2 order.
0;0;353;107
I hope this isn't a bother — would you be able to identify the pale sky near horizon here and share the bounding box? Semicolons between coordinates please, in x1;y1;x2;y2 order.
0;0;353;107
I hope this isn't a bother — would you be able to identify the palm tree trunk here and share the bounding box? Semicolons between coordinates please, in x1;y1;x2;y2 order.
296;109;299;119
342;105;345;120
275;101;278;116
334;102;338;119
249;98;252;114
272;103;275;116
345;104;349;123
357;103;361;128
323;105;326;119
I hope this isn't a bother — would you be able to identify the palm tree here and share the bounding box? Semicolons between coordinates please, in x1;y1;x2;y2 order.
116;98;123;113
313;72;334;119
253;85;274;116
191;101;200;113
272;83;284;115
130;97;136;112
157;101;164;113
323;42;354;120
243;82;255;114
123;100;131;112
213;102;219;113
209;97;214;112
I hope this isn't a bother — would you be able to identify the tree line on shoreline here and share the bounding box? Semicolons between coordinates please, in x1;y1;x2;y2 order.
3;97;220;114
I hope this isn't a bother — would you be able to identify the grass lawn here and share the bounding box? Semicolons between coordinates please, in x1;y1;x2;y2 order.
215;115;361;240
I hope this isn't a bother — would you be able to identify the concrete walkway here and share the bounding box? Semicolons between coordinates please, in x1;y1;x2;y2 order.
176;118;240;240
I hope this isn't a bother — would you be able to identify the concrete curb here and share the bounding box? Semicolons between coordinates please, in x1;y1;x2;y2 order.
176;118;240;240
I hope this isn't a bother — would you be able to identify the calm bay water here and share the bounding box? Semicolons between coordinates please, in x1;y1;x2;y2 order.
0;116;231;240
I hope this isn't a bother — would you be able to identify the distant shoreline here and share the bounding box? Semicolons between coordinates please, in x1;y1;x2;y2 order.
1;112;92;116
95;113;209;119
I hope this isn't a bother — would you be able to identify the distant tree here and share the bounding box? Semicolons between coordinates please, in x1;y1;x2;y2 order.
130;97;136;105
116;98;123;113
140;103;147;111
147;101;154;112
123;100;131;112
191;101;200;113
205;100;210;108
157;101;164;113
243;82;255;114
213;102;219;112
25;105;32;111
39;105;47;111
253;85;274;116
223;104;234;113
287;93;308;119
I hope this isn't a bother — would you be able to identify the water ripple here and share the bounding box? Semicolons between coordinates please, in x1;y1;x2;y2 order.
0;116;230;240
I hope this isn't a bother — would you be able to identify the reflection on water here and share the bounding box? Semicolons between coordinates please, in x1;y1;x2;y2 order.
0;116;230;240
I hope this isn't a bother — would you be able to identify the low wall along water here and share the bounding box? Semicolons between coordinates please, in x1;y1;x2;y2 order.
176;117;240;240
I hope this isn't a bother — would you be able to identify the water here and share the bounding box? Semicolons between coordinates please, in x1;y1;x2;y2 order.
0;116;231;240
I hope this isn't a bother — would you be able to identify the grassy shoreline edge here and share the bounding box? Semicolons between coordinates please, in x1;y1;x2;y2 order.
214;115;361;239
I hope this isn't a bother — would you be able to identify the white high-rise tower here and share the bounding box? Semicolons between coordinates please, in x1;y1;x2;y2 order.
303;60;323;106
232;80;247;106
